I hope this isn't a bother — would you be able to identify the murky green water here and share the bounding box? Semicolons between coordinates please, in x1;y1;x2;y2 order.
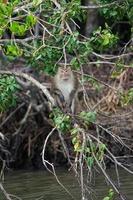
0;168;133;200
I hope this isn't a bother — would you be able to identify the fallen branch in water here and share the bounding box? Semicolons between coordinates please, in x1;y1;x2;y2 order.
0;182;22;200
0;182;11;200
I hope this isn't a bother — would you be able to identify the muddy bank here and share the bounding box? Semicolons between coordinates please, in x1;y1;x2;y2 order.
0;102;133;170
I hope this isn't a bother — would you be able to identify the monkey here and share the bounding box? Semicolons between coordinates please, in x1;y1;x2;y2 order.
52;67;79;114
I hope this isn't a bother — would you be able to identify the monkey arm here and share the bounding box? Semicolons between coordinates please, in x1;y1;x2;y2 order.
53;89;65;111
68;89;77;107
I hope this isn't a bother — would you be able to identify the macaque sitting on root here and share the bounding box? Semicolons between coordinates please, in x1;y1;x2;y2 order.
52;67;79;114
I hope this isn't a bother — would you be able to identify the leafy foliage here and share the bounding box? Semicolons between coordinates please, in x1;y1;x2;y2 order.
71;127;82;152
71;124;106;166
120;88;133;106
85;142;106;168
90;24;118;51
50;108;71;132
98;0;133;23
5;44;22;59
0;75;20;112
103;189;115;200
79;111;97;125
0;0;132;72
0;0;121;75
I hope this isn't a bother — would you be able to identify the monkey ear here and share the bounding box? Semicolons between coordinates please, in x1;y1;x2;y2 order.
58;63;64;68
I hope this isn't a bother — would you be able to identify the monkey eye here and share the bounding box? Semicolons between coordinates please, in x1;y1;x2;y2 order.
58;68;70;75
61;71;65;74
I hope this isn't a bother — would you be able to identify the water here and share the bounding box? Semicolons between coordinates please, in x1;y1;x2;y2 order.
0;168;133;200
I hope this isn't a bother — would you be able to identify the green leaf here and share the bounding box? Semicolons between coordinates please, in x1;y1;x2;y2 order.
99;143;106;151
0;3;13;16
79;111;97;124
26;14;37;28
72;137;77;144
70;57;80;69
10;22;27;36
86;157;94;168
5;44;22;57
108;189;114;198
102;35;110;46
0;75;19;112
103;197;110;200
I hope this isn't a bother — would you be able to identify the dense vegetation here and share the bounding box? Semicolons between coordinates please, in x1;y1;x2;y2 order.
0;0;133;199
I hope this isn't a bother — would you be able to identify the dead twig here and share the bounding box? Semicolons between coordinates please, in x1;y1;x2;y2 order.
41;127;75;200
92;52;133;60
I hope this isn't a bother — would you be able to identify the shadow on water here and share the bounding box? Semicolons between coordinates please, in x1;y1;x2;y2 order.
0;168;133;200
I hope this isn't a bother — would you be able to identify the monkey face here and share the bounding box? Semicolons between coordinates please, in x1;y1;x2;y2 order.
58;67;72;81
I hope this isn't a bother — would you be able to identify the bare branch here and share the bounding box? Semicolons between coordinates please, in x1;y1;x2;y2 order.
14;2;33;13
0;37;40;43
75;70;118;92
92;52;133;60
81;1;118;9
0;183;12;200
41;126;76;200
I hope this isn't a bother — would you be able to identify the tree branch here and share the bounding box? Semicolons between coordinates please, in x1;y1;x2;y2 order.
0;70;55;106
0;36;41;44
0;183;12;200
80;1;123;9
